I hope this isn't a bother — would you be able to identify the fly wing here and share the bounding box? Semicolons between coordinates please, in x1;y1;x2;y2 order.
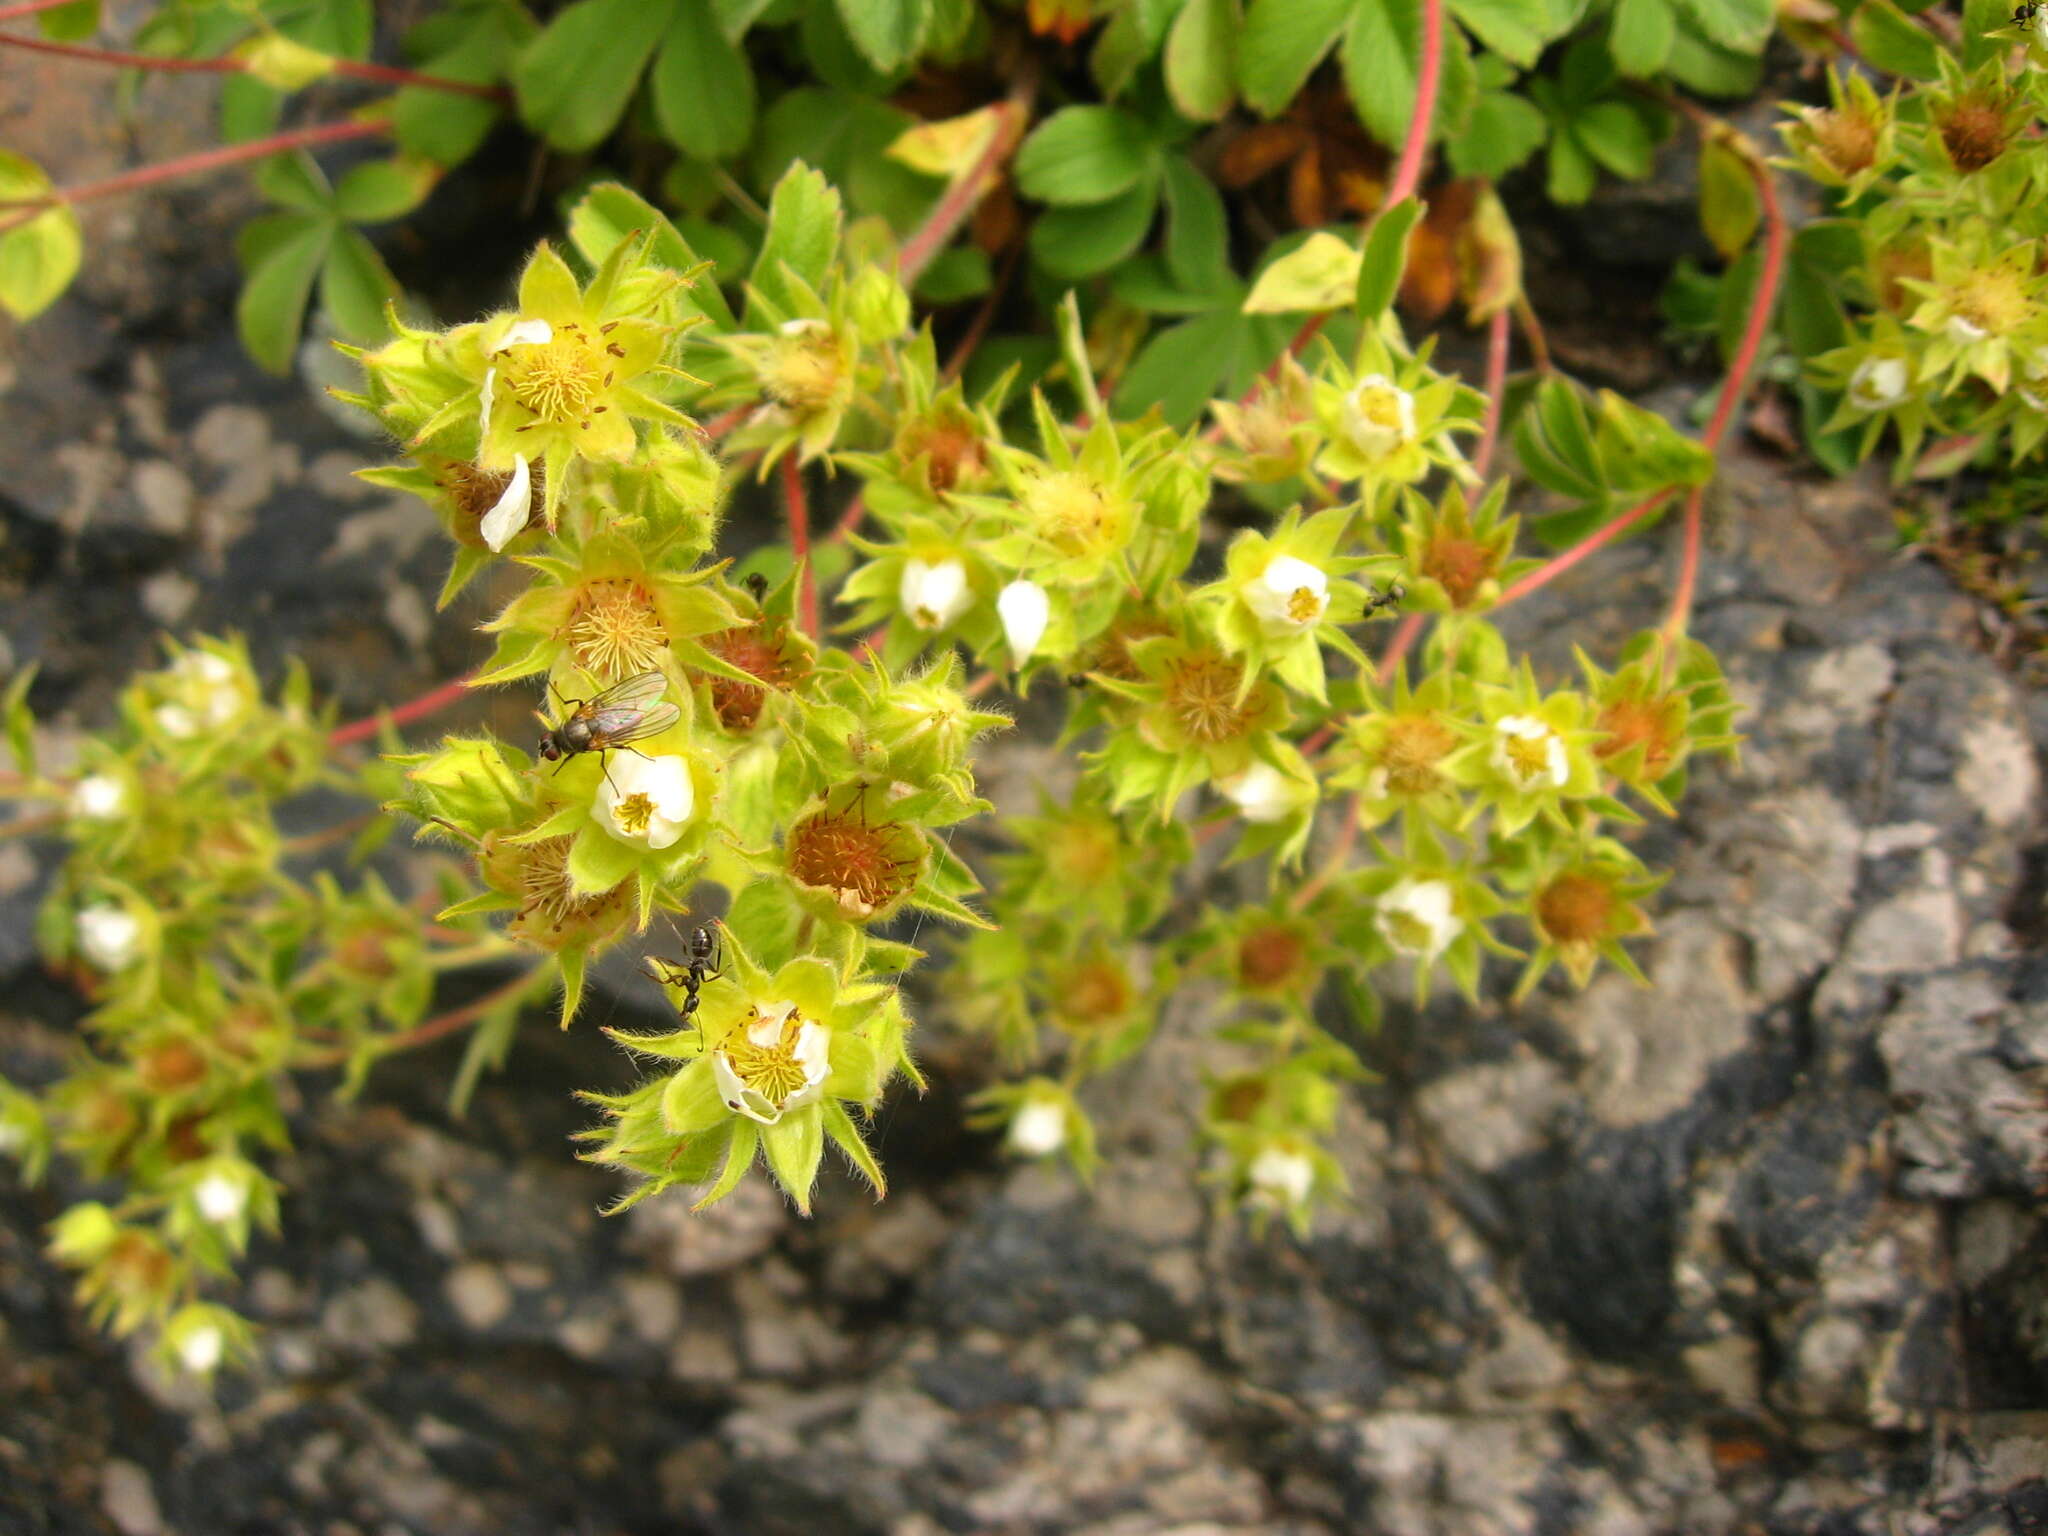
594;699;681;747
585;669;669;713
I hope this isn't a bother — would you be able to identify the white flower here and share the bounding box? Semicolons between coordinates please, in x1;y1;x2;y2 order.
1244;553;1330;634
176;1324;224;1376
70;774;127;820
1847;356;1909;413
595;753;693;850
900;558;972;631
1007;1097;1068;1157
1248;1144;1316;1208
1215;762;1309;825
711;1000;831;1125
478;453;532;552
194;1172;247;1225
1376;878;1462;962
171;651;244;726
1491;714;1570;791
76;905;142;971
1945;314;1988;346
1340;374;1417;461
997;579;1050;666
154;704;198;738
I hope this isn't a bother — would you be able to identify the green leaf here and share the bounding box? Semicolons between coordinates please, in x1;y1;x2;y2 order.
36;1;99;41
1448;0;1554;66
1661;22;1762;95
749;161;844;319
1696;138;1758;262
1110;253;1222;313
1573;100;1655;179
1847;0;1942;78
235;213;332;374
1243;229;1359;313
749;89;932;232
1341;0;1428;148
1447;91;1548;179
1546;129;1598;204
1239;0;1350;113
799;0;895;91
1015;106;1158;206
0;153;81;322
256;151;334;213
652;0;757;160
1030;179;1159;279
320;228;399;344
1161;157;1232;295
219;74;284;144
1165;0;1236;121
394;5;525;165
1608;0;1675;75
834;0;931;69
334;158;437;223
1115;307;1244;427
568;181;738;327
1356;196;1422;319
274;0;372;57
913;245;992;302
1671;0;1772;55
2;662;37;778
515;0;677;152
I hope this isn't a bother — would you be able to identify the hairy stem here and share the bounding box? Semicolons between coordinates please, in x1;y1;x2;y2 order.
328;675;475;749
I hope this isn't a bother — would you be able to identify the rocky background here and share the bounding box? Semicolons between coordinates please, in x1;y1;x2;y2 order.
4;46;2048;1536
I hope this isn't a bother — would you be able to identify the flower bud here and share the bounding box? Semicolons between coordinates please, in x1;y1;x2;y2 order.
1215;762;1312;824
850;266;911;344
1007;1094;1069;1156
70;774;128;821
76;905;142;972
900;558;973;632
1848;355;1910;412
1247;1142;1315;1209
997;579;1050;666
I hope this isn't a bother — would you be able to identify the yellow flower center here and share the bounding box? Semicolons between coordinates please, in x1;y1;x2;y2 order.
767;328;844;414
502;322;614;426
1376;713;1455;795
1355;385;1405;432
722;1008;813;1103
1026;471;1128;558
613;792;655;836
567;578;666;680
1165;651;1252;744
1382;910;1437;953
1954;264;2032;333
1503;734;1553;783
1285;585;1323;624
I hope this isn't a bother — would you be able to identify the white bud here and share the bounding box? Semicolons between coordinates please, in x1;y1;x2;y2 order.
899;558;972;631
70;774;128;820
1248;1145;1315;1208
997;579;1050;666
76;905;142;971
194;1172;247;1225
154;703;198;739
177;1324;224;1376
1007;1097;1068;1157
1848;356;1909;412
1215;762;1308;824
1376;878;1462;963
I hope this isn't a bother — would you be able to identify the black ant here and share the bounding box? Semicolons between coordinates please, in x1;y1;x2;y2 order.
643;922;722;1022
1364;581;1406;617
745;572;770;602
2013;1;2039;26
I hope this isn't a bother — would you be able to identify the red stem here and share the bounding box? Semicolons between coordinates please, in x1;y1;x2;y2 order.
1386;0;1444;208
898;89;1032;286
1495;488;1676;609
0;0;78;18
1472;305;1512;480
1665;147;1786;641
783;456;819;640
1374;611;1426;686
0;118;388;234
0;28;508;99
328;675;475;748
828;492;867;546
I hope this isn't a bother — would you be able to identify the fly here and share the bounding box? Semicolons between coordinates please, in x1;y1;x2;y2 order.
643;923;722;1022
537;670;680;785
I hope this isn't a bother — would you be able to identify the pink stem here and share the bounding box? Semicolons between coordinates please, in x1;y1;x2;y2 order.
1386;0;1444;208
0;118;388;234
1495;488;1675;609
0;0;80;18
0;28;508;98
1665;150;1786;640
783;456;819;640
328;675;475;748
1375;611;1426;686
1472;305;1511;479
898;89;1031;286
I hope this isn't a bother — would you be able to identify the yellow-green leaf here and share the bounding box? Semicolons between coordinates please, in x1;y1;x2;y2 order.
0;152;81;321
1242;231;1361;314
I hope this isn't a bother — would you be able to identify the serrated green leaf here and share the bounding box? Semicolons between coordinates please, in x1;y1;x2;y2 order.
320;228;399;344
1574;100;1655;179
1357;196;1422;319
749;161;843;319
1165;0;1236;121
334;157;437;223
1448;0;1554;66
0;153;80;322
1029;179;1159;279
1661;21;1761;95
1239;0;1350;114
256;151;334;213
1671;0;1771;54
1015;106;1158;206
1340;0;1475;148
1608;0;1675;75
568;181;738;327
393;6;525;165
515;0;677;152
1114;307;1244;428
236;213;333;374
834;0;930;69
1161;156;1232;294
652;0;756;160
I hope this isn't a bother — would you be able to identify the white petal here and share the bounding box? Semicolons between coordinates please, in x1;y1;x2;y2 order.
900;558;972;631
71;775;127;820
478;365;496;439
596;753;693;847
479;454;532;552
997;579;1050;666
793;1020;831;1088
195;1173;246;1224
77;906;141;971
1248;1145;1315;1206
1246;554;1330;633
1376;878;1462;961
711;1052;782;1125
177;1325;224;1375
1008;1097;1068;1156
492;318;553;353
154;704;198;739
1217;762;1302;824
